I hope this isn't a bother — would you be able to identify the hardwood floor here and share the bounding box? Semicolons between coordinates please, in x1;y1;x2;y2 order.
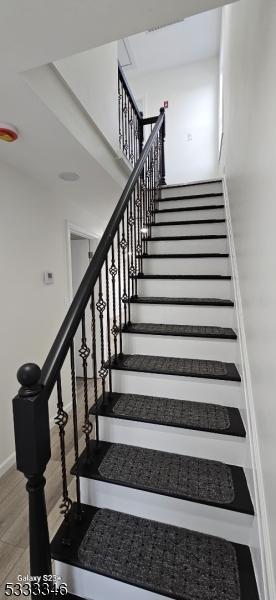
0;378;96;595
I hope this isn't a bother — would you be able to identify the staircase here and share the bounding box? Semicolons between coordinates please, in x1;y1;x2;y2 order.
12;101;261;600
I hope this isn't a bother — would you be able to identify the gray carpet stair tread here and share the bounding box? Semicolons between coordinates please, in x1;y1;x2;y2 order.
110;353;241;382
51;504;259;600
90;392;246;437
76;441;253;514
123;322;237;340
77;508;252;600
130;296;234;307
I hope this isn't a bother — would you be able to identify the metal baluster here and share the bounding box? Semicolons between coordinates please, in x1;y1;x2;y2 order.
110;241;119;360
70;341;81;518
133;185;138;297
96;272;108;405
126;204;131;324
117;228;123;355
128;194;135;298
79;314;92;463
55;373;72;544
120;216;128;327
118;78;123;152
90;289;99;444
105;255;112;395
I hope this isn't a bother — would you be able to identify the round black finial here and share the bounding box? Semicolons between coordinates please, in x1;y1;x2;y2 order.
17;363;41;388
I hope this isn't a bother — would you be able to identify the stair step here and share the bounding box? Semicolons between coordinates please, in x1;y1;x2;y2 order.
140;253;229;259
91;391;246;437
159;193;223;202
135;274;231;280
161;179;222;189
149;234;227;241
76;440;253;515
155;203;224;213
51;504;259;600
151;218;226;227
110;353;241;382
130;296;234;307
123;323;237;340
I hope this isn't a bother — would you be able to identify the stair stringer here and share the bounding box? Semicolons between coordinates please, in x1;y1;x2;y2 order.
223;177;274;600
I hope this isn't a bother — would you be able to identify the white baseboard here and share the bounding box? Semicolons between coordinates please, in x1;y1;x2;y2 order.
0;451;16;478
223;176;275;600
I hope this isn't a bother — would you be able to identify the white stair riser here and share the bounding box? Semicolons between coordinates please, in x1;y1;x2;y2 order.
122;333;240;363
155;208;225;223
130;304;236;328
98;417;248;466
151;222;226;237
55;561;182;600
161;182;222;198
137;278;234;299
148;238;228;254
80;478;253;545
142;257;231;276
158;196;224;210
111;370;243;407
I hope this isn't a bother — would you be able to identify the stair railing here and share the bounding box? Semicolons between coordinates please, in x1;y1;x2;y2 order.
12;107;166;586
118;62;144;165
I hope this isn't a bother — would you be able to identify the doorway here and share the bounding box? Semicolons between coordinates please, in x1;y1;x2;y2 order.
68;224;99;378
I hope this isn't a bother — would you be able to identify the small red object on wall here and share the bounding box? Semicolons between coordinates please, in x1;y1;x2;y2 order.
164;100;169;109
0;123;18;142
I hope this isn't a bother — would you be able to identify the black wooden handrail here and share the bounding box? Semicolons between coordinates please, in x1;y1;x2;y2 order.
13;101;166;584
41;108;165;396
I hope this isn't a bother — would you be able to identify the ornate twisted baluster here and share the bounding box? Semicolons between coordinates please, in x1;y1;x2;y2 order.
117;228;123;355
90;289;99;444
128;199;135;299
110;241;119;359
79;314;92;462
96;273;108;403
105;255;112;394
120;217;128;327
70;342;82;519
55;373;72;545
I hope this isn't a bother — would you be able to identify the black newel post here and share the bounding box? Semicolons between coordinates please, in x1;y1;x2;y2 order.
160;107;166;186
13;363;52;585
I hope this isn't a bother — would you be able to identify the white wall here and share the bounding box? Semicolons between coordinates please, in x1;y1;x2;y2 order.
220;1;276;595
0;160;110;475
55;42;119;153
127;58;219;184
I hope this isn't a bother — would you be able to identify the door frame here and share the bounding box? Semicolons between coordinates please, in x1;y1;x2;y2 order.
66;220;101;305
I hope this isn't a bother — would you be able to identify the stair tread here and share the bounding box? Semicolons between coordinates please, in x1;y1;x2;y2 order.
123;322;237;340
149;234;227;240
51;504;259;600
152;218;226;226
91;391;245;436
110;353;241;382
140;252;229;258
135;274;231;280
76;440;253;515
155;203;224;213
130;296;234;307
